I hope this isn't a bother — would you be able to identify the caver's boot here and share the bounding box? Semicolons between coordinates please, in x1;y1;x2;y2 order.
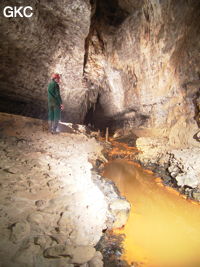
48;121;54;133
52;120;59;134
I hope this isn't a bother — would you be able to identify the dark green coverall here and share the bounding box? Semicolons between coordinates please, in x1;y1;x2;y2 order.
48;79;62;132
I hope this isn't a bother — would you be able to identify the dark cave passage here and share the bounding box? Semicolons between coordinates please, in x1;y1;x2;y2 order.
0;96;47;120
94;0;130;27
83;94;111;132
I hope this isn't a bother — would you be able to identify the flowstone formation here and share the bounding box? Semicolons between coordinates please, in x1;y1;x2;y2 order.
0;113;130;267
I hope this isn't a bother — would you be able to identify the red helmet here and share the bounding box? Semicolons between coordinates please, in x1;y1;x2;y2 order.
51;73;60;80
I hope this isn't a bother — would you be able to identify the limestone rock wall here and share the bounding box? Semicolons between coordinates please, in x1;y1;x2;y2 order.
83;0;200;188
85;0;200;144
1;0;199;135
0;0;91;122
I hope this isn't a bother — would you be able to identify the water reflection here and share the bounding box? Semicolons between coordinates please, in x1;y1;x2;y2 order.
104;160;200;267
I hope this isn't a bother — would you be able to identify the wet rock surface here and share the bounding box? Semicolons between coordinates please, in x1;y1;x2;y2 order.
167;148;200;188
135;133;200;201
0;112;129;267
96;231;129;267
102;132;200;203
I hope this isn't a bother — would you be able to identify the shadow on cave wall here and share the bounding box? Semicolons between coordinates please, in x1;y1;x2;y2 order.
84;93;149;133
0;32;48;119
94;0;130;27
193;88;200;128
0;96;47;120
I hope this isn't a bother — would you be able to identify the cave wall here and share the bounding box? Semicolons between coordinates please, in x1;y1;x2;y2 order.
85;0;200;145
0;0;200;140
0;0;91;122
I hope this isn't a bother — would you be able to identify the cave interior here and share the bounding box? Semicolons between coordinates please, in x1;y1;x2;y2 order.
0;0;199;135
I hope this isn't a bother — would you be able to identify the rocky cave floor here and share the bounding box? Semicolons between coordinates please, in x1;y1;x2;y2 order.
0;112;133;267
0;112;200;267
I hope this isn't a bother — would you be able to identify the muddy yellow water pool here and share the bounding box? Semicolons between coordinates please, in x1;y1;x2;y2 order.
104;160;200;267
